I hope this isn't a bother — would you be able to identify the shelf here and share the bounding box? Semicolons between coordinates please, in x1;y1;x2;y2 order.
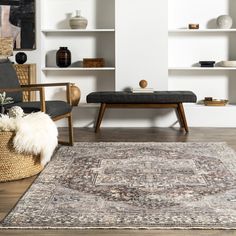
168;67;236;71
42;67;115;71
184;103;236;108
42;29;115;34
169;29;236;33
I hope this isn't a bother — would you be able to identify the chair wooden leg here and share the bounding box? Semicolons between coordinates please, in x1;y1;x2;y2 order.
68;113;74;146
177;103;189;133
95;103;106;133
58;113;74;146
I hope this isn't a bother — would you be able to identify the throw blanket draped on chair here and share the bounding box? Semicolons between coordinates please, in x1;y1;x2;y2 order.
0;112;58;166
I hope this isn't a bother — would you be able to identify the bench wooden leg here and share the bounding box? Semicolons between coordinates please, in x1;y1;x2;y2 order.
177;103;189;133
95;103;106;133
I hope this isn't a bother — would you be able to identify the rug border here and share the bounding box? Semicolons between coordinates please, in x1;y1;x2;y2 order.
1;226;236;230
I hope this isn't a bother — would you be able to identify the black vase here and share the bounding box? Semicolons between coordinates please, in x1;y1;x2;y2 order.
15;52;27;64
56;47;71;68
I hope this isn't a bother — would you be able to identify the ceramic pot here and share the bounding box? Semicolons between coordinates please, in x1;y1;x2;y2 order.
216;15;233;29
56;47;71;68
70;84;81;106
69;10;88;29
15;52;27;64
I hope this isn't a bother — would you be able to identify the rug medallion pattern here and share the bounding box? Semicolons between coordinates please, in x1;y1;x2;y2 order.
1;142;236;228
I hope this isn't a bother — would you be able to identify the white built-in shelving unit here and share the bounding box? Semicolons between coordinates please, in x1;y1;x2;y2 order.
168;0;236;105
40;0;115;104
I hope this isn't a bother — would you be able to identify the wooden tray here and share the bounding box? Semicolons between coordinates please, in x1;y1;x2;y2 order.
203;99;228;106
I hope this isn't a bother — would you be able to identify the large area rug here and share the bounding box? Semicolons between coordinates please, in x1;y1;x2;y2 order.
1;142;236;229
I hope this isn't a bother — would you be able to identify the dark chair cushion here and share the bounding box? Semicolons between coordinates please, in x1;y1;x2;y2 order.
87;91;197;104
0;60;23;103
6;101;72;118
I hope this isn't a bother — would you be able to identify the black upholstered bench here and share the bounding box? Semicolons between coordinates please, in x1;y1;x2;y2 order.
86;91;197;133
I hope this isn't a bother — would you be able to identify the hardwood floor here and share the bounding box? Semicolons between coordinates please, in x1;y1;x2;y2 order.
1;127;236;236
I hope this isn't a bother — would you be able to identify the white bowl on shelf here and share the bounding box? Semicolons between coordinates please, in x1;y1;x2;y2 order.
221;61;236;67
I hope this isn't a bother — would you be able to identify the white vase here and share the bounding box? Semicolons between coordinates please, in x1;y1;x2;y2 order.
216;15;233;29
69;10;88;29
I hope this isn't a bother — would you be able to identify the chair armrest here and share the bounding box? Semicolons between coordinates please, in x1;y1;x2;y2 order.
0;87;46;112
21;82;71;88
21;83;72;105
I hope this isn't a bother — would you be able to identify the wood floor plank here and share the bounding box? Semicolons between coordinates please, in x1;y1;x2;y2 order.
1;128;236;235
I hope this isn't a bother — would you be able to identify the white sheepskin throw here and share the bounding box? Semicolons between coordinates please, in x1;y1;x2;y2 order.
13;112;58;166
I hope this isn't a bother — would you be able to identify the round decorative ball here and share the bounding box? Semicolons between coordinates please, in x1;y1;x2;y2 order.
8;106;24;118
15;52;27;64
139;80;148;89
216;15;233;29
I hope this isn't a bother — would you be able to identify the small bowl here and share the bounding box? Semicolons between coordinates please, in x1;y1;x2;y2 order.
199;61;215;67
221;61;236;67
189;24;199;29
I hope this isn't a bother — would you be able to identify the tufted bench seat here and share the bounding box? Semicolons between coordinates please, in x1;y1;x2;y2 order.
87;91;197;133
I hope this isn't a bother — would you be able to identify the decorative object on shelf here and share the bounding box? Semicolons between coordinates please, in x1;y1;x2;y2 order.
189;24;199;29
199;61;215;67
0;1;36;50
0;37;13;59
0;92;13;114
132;88;154;93
204;97;213;101
14;64;37;102
56;47;71;68
83;58;105;67
216;15;233;29
15;52;27;64
220;61;236;67
70;84;81;106
69;10;88;29
139;80;148;88
203;99;228;106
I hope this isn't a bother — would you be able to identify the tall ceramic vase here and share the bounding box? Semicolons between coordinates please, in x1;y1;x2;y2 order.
70;84;81;106
69;10;88;29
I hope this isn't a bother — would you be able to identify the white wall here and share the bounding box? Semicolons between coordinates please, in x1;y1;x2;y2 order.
115;0;168;91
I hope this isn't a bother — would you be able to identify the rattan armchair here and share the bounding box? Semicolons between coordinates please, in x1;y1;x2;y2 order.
0;60;74;146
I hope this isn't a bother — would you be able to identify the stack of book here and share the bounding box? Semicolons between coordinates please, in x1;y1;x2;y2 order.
132;88;154;93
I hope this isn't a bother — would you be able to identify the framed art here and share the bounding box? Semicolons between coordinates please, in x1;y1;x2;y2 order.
0;0;36;50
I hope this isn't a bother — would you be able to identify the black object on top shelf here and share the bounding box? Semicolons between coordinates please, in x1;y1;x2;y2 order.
199;61;216;67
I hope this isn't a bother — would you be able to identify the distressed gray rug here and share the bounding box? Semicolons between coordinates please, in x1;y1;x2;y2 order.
1;142;236;229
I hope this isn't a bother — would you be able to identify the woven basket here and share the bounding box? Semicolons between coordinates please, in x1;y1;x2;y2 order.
0;132;43;182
